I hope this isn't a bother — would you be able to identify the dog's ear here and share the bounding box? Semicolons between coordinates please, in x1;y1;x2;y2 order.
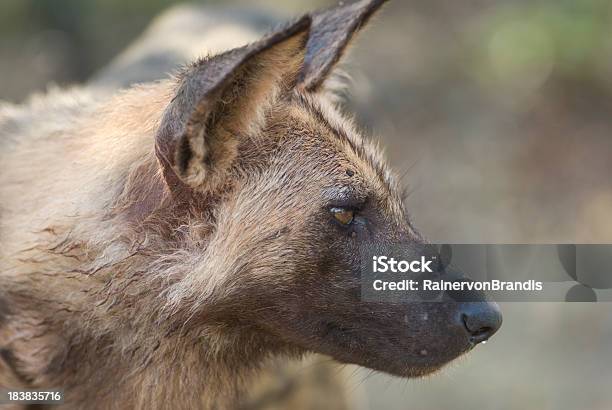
156;17;311;193
299;0;388;91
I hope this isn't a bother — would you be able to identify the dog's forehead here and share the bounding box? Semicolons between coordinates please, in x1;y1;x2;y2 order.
274;92;406;221
283;94;380;173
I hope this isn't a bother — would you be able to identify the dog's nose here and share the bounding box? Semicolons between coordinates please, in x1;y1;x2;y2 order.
459;302;502;344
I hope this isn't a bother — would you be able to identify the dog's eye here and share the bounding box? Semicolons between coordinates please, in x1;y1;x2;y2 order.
331;207;354;225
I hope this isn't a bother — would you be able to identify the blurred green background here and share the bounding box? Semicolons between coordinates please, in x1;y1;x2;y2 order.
2;1;612;409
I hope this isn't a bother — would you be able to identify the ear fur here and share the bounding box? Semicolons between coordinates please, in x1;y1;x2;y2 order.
155;16;311;193
300;0;389;91
155;0;389;194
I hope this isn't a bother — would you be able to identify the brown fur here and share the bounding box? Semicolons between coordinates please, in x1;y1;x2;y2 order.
0;83;387;410
0;1;499;409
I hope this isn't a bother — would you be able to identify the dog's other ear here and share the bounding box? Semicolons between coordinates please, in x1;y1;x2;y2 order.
156;16;311;193
299;0;388;91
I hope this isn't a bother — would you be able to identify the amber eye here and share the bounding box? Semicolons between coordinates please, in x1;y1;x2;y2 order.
331;207;355;225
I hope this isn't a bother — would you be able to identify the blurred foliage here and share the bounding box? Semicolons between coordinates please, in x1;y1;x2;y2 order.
0;0;190;79
0;0;324;99
0;0;612;95
468;0;612;95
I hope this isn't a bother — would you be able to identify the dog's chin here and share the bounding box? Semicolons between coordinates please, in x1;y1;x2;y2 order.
351;355;459;379
301;345;468;380
382;361;450;378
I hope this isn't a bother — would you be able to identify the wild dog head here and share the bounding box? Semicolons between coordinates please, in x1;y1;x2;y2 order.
155;0;501;377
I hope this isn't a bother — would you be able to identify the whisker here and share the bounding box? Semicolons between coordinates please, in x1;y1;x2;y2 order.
397;155;422;182
401;182;421;203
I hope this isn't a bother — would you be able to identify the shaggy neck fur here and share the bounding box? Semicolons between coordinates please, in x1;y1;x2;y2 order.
0;81;306;409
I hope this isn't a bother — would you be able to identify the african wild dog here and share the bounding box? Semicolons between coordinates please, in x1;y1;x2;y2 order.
0;0;501;408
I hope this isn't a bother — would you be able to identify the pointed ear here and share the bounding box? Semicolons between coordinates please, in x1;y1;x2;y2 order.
299;0;388;91
156;16;311;193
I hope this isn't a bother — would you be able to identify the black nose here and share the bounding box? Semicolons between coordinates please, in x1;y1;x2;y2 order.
459;302;502;344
